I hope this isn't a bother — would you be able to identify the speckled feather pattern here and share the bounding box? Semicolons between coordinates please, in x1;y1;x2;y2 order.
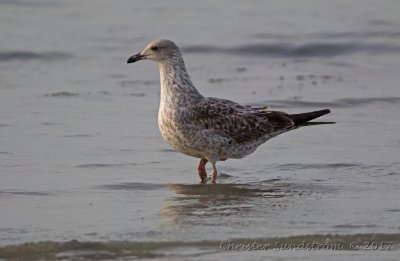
128;39;331;175
152;41;296;163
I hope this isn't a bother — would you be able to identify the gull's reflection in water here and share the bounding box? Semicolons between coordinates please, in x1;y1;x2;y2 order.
160;180;289;228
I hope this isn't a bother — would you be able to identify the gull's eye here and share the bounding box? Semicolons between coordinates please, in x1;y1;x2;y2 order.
151;46;158;51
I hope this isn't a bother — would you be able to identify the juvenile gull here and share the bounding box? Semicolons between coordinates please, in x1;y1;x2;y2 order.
127;39;334;183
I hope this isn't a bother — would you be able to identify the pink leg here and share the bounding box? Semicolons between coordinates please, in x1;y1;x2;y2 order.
197;158;208;183
211;163;218;184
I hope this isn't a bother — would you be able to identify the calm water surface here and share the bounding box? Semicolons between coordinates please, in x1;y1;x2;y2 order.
0;0;400;260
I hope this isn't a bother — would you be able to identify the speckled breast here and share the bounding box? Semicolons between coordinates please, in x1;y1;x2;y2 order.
158;109;205;159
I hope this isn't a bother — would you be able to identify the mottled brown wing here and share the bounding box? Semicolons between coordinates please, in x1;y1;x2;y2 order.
190;98;294;143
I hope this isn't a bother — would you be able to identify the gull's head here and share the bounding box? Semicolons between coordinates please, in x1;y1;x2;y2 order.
127;39;181;64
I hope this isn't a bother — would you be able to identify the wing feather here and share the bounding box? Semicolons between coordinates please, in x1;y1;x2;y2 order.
189;97;294;143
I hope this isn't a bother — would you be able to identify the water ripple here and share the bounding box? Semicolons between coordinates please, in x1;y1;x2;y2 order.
0;190;50;197
97;182;165;191
75;163;137;168
183;42;400;57
256;97;400;109
0;51;71;62
273;163;362;171
253;30;400;40
0;233;398;259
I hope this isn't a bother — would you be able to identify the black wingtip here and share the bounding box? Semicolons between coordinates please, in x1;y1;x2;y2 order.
288;109;332;126
322;109;331;114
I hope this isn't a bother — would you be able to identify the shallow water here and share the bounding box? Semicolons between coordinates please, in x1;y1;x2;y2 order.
1;0;400;260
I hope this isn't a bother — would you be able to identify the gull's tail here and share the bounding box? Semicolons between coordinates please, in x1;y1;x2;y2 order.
288;109;335;127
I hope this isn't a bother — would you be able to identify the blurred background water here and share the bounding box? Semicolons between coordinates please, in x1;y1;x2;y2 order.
0;0;400;260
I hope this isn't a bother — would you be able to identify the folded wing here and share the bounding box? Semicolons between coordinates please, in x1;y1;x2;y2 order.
189;97;294;143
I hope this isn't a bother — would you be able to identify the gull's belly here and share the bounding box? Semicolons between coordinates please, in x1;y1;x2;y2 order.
157;110;268;160
158;120;205;158
158;111;235;159
158;117;256;160
158;111;206;158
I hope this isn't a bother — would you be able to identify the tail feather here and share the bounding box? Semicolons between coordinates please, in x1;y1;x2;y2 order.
300;121;336;126
287;109;334;126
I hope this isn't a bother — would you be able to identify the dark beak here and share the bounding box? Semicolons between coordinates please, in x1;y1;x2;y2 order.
127;53;145;64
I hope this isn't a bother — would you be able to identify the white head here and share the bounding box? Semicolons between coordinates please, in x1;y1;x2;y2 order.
127;39;182;64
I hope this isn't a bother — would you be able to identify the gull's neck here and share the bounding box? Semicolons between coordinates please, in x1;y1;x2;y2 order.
159;57;204;108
